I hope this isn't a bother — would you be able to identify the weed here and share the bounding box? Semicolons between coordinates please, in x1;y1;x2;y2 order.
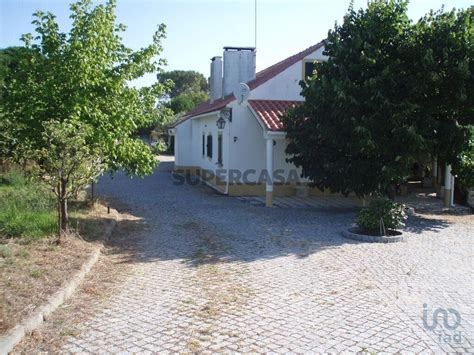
187;338;202;352
59;329;79;337
18;249;30;258
30;269;45;278
0;245;12;258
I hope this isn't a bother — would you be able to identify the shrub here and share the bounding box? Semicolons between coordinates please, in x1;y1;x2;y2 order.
357;197;407;235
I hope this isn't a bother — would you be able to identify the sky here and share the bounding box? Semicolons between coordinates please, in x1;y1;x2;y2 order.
1;0;471;87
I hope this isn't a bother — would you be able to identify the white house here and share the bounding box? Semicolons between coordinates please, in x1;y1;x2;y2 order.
170;41;328;207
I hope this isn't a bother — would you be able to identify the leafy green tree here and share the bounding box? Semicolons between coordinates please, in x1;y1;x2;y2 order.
0;47;35;160
2;0;171;234
284;1;414;197
456;127;474;188
168;91;208;114
157;70;209;115
37;120;103;237
157;70;208;98
283;1;472;198
0;47;28;94
407;7;473;184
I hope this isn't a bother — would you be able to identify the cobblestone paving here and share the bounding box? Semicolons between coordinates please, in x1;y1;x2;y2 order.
236;195;360;209
57;160;472;353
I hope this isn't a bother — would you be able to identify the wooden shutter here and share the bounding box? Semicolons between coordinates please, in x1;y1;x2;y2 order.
217;134;223;165
207;135;213;158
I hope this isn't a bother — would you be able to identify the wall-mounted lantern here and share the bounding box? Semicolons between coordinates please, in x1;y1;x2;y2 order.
220;108;232;122
216;117;226;129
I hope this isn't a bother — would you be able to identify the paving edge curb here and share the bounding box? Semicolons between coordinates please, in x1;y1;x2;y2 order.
0;218;117;355
341;228;404;243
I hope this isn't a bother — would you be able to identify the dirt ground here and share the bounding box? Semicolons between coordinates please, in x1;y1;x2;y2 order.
0;202;122;336
12;206;144;353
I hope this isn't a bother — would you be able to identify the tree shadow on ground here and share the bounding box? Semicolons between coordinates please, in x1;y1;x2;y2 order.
88;162;468;269
403;214;452;234
94;206;458;271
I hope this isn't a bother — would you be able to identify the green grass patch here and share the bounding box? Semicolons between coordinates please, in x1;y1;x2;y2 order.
0;168;26;187
0;169;57;240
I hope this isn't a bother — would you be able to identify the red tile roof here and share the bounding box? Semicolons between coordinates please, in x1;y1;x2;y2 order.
248;100;303;131
172;40;324;127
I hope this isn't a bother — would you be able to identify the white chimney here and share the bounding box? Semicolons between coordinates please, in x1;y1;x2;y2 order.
209;56;223;103
223;47;256;97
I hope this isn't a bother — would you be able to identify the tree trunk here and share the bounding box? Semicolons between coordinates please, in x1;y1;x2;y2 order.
56;183;61;242
60;198;68;233
59;179;69;237
90;181;95;205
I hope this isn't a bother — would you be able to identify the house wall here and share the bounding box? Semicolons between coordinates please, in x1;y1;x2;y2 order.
224;46;327;185
226;101;311;187
174;46;330;195
250;46;326;101
227;102;265;182
174;119;193;168
191;113;230;173
174;112;234;195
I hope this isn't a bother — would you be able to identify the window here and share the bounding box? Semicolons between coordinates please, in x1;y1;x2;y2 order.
217;134;223;166
206;134;213;158
202;134;205;156
303;60;317;79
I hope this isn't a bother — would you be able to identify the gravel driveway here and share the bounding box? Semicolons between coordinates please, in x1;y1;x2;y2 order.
42;158;474;352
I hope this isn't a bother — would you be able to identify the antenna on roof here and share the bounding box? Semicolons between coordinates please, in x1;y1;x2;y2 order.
254;0;257;49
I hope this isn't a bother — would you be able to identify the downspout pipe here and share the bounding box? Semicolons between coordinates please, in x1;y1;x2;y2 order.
224;116;231;195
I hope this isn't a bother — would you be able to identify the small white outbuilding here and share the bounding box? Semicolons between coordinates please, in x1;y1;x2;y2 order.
170;41;328;206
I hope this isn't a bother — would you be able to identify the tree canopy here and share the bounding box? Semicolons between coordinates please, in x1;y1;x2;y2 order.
1;0;171;233
157;70;209;115
408;7;473;182
283;1;473;197
167;90;208;114
157;70;208;98
0;47;35;158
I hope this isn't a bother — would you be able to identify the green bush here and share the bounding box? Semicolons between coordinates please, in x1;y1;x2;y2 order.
0;170;57;239
357;197;407;235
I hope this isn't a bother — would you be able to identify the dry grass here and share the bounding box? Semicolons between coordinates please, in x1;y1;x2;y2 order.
11;208;144;353
0;201;120;336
